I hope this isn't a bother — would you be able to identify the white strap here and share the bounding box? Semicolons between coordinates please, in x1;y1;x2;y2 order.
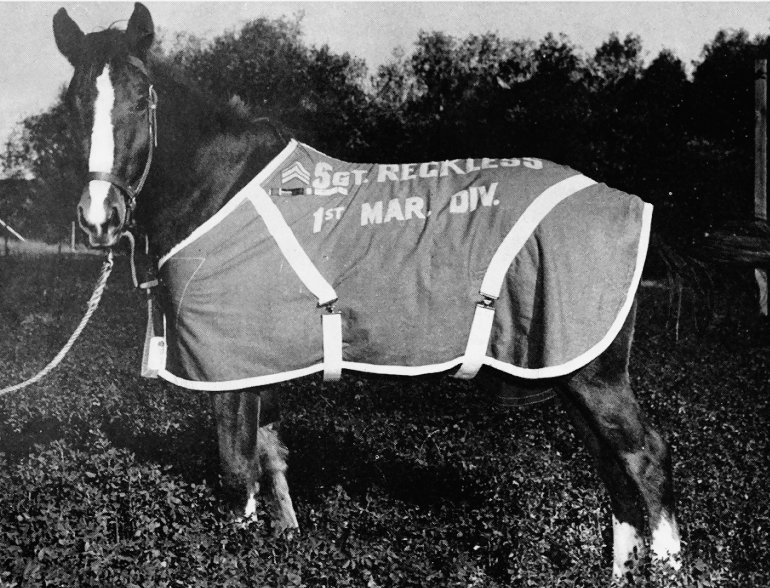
141;300;166;378
480;174;596;298
454;304;495;379
248;187;338;306
456;174;596;378
322;312;343;381
249;185;342;379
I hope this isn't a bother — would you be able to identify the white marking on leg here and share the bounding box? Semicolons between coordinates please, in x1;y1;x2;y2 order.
651;513;682;570
244;496;256;517
612;515;642;579
244;485;259;519
86;65;115;226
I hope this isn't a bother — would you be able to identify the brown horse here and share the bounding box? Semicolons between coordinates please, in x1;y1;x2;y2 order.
53;3;681;582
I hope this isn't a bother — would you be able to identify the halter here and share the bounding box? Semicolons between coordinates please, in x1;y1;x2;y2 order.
87;55;157;229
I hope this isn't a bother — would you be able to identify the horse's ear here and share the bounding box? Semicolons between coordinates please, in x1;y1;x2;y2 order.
53;8;84;66
126;3;154;60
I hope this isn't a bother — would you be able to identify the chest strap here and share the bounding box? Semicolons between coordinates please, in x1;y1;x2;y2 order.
455;174;597;380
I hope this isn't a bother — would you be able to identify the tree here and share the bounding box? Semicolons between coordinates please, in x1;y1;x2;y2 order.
369;30;536;160
500;34;591;167
691;29;770;147
168;16;372;158
685;30;770;231
589;32;644;89
1;90;83;242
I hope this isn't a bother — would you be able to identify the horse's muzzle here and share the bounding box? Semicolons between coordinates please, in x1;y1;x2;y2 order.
77;183;126;248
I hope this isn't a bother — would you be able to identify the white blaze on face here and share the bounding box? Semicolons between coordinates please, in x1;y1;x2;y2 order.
86;65;116;226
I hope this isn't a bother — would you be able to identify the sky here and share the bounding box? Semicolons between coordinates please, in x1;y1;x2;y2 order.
2;1;770;152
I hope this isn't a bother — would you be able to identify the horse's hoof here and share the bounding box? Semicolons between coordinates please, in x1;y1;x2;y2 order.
275;525;299;540
233;513;261;530
651;552;683;573
651;543;682;574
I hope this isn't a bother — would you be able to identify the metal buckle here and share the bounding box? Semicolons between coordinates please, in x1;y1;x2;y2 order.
480;295;496;309
319;298;339;313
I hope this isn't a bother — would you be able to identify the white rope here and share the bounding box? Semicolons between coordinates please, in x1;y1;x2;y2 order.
0;251;115;397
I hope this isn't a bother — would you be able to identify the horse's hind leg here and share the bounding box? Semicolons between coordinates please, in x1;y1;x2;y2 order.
560;390;645;580
557;304;681;580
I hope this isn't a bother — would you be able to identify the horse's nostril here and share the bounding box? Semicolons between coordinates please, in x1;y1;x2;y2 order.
78;205;98;234
102;206;121;233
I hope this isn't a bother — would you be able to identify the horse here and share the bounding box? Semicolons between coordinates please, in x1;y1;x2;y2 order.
52;3;681;582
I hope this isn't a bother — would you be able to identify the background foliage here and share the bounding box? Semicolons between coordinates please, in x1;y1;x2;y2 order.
2;18;770;247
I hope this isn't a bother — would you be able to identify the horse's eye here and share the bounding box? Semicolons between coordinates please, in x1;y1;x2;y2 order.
132;97;148;113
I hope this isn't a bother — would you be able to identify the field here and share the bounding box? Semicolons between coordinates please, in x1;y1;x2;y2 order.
1;252;768;587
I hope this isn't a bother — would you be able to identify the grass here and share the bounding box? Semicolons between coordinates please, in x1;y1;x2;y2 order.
0;252;768;586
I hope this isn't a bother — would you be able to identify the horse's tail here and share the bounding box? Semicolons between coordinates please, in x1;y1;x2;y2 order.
644;232;720;340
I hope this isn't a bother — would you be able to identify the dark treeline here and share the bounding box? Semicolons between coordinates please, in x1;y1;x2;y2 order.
2;17;769;247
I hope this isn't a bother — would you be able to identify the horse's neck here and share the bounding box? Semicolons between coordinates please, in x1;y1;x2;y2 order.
141;72;285;259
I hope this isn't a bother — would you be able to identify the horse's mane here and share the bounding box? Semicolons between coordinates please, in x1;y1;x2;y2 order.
147;51;288;143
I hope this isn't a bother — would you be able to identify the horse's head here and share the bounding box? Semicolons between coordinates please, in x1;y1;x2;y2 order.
54;3;156;247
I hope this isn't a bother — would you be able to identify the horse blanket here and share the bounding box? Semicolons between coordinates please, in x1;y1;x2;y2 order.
152;141;651;390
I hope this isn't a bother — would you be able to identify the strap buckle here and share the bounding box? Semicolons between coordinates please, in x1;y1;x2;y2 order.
319;298;339;313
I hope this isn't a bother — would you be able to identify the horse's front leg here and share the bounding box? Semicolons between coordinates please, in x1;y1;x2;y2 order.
210;389;298;534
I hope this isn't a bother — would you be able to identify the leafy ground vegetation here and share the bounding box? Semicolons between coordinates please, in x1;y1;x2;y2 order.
0;252;768;587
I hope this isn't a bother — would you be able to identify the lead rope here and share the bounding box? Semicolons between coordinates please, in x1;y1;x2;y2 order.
0;251;115;397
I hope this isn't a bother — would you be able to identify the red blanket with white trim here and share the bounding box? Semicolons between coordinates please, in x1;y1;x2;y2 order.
155;141;651;390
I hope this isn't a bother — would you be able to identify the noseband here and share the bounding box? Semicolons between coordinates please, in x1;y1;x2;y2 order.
87;55;157;229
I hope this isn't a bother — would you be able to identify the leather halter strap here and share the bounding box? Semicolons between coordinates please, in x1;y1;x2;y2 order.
127;55;150;78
